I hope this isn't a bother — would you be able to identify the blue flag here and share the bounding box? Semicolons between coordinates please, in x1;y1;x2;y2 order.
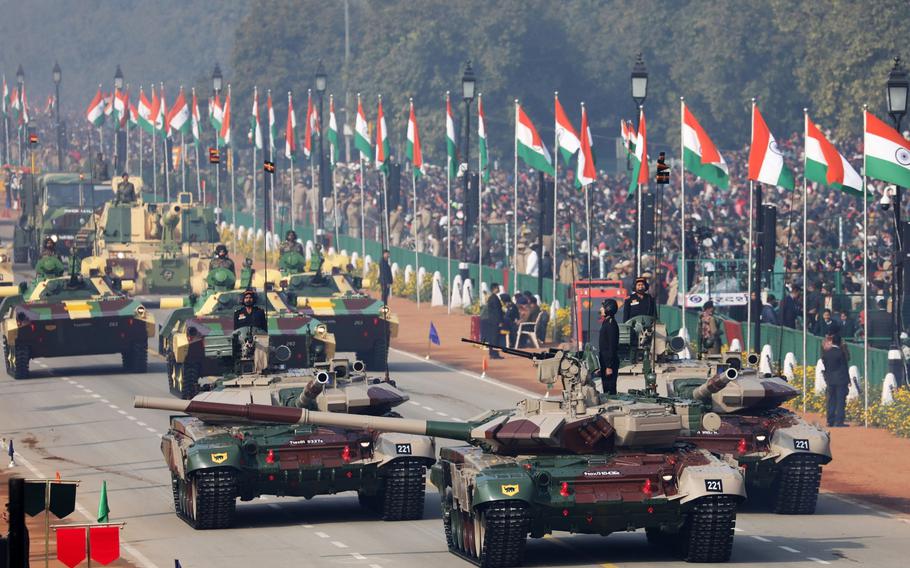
429;322;440;346
8;439;13;458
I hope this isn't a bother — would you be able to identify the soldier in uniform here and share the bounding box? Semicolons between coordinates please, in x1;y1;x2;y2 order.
279;230;304;255
622;276;657;322
35;237;65;279
210;244;235;275
234;290;267;331
598;299;620;395
114;173;137;205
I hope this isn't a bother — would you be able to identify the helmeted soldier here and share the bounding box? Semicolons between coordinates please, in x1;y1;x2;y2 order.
598;299;620;395
622;276;657;322
114;173;137;205
36;237;65;279
279;230;304;255
209;244;235;274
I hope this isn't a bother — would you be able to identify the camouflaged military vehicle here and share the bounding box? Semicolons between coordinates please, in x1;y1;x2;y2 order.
81;190;219;294
135;336;434;529
268;252;397;370
0;273;155;378
0;242;14;293
617;316;832;514
158;267;335;399
138;342;746;565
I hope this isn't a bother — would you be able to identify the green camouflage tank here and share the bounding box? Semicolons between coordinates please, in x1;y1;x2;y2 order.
158;268;335;399
137;341;746;566
0;273;155;379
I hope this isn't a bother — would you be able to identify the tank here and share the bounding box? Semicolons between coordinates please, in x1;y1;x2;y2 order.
81;190;219;294
157;268;336;399
258;250;397;370
136;342;746;565
137;341;434;529
0;270;155;379
617;317;832;515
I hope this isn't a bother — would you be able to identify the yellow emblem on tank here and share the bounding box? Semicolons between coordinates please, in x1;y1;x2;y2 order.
210;452;228;464
500;484;519;497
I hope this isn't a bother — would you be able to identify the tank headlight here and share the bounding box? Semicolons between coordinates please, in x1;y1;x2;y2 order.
187;326;199;338
380;305;390;318
359;441;371;448
755;434;767;442
316;324;327;336
135;305;147;318
661;474;674;482
117;252;125;259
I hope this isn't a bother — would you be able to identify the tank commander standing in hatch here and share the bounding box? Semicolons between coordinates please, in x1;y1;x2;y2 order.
234;289;267;331
114;173;137;205
622;276;657;322
210;244;235;275
598;299;620;395
279;230;304;255
35;237;65;279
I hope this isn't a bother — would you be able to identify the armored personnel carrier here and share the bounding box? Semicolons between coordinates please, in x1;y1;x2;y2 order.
158;267;335;399
140;334;433;529
0;242;14;292
271;251;397;370
617;316;831;514
0;269;155;378
81;190;219;294
138;342;745;565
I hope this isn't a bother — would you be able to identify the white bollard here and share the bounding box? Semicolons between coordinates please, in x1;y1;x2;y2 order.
882;373;898;405
391;262;400;281
480;281;490;298
551;299;561;311
417;266;427;289
783;352;797;382
759;344;774;376
449;275;464;309
814;359;827;394
729;338;742;353
404;264;414;287
847;366;861;401
462;279;474;305
363;255;372;275
431;272;445;307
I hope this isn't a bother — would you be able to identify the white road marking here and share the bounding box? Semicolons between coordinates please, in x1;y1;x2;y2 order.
808;558;831;565
117;410;128;415
422;406;434;411
100;398;109;403
779;546;800;553
436;412;448;417
83;389;93;394
407;401;420;406
91;394;101;398
302;524;314;528
145;428;158;434
751;535;772;542
351;553;367;560
733;527;744;532
369;564;383;568
331;542;349;549
315;531;330;538
137;421;146;426
126;416;137;421
108;404;119;409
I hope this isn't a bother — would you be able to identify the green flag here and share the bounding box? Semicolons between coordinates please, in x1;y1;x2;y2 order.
97;480;110;523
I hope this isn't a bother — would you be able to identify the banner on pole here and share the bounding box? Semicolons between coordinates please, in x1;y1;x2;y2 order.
56;527;87;568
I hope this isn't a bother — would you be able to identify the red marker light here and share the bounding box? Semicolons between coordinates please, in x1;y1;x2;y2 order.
647;506;654;514
342;445;351;462
265;449;275;464
642;478;653;496
562;509;569;517
559;482;570;497
268;474;275;481
585;513;593;523
737;438;748;453
346;471;353;478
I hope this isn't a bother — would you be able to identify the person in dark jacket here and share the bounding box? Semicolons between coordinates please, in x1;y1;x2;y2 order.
779;286;801;329
814;309;842;340
598;299;620;394
838;311;857;340
234;290;268;331
501;293;520;348
379;249;393;305
481;283;504;358
821;334;850;427
622;276;657;322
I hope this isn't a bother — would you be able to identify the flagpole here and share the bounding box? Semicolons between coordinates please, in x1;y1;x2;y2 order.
553;92;559;308
747;98;755;352
332;165;338;245
413;155;420;310
863;105;869;427
680;97;687;318
181;130;187;195
382;171;390;250
138;87;143;184
310;152;316;242
253;143;258;242
125;85;131;175
635;104;643;277
360;156;365;261
446;93;452;314
513;100;519;294
152;114;157;201
162;83;170;202
478;94;484;305
289;92;296;232
802;109;809;411
230;146;236;238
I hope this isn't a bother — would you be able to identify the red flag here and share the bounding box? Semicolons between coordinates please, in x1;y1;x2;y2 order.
89;526;121;565
56;527;87;568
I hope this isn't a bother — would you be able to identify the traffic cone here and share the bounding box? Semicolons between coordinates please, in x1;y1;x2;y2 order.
55;471;61;481
481;355;488;378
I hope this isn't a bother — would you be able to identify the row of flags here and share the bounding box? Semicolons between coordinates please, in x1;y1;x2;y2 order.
77;83;910;194
1;75;30;126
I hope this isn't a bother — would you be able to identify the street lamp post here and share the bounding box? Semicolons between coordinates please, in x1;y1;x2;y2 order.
630;53;648;276
113;64;124;172
887;56;909;347
461;61;476;266
16;65;24;168
53;62;62;170
315;60;327;241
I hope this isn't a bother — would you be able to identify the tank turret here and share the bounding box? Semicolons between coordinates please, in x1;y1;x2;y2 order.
206;266;236;291
677;366;798;414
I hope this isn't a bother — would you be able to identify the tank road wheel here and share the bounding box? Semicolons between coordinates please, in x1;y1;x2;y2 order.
472;501;530;568
674;496;736;563
772;456;822;515
12;344;30;380
171;473;182;514
362;335;389;372
442;488;456;548
378;458;427;521
183;469;237;530
130;342;148;373
3;338;12;374
176;363;201;400
166;355;177;394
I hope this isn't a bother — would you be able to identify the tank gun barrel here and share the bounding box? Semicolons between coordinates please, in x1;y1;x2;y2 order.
297;371;330;407
461;338;556;360
692;367;739;401
134;396;472;441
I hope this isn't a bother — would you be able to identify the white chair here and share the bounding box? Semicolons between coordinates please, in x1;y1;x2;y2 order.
514;310;544;349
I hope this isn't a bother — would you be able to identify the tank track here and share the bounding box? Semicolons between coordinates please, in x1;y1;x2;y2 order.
449;501;530;568
378;458;426;521
676;495;737;562
772;456;822;514
176;469;237;530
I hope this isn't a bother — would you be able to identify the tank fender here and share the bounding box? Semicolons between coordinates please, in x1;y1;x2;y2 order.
373;432;435;466
184;442;243;474
470;470;534;507
673;451;746;505
766;422;832;464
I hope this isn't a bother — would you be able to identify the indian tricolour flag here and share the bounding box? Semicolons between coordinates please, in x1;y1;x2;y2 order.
267;91;276;155
354;94;371;162
249;87;262;151
303;90;316;160
805;113;862;195
375;95;389;174
682;102;729;189
219;87;232;147
621;119;635;154
285;91;297;161
554;94;580;166
576;103;596;187
748;103;794;190
446;92;457;179
112;89;127;125
864;110;910;188
327;95;339;169
478;93;489;182
86;88;105;127
1;76;8;117
210;94;223;138
406;98;423;179
138;88;156;134
191;89;202;144
515;101;554;175
628;108;648;196
167;88;190;136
